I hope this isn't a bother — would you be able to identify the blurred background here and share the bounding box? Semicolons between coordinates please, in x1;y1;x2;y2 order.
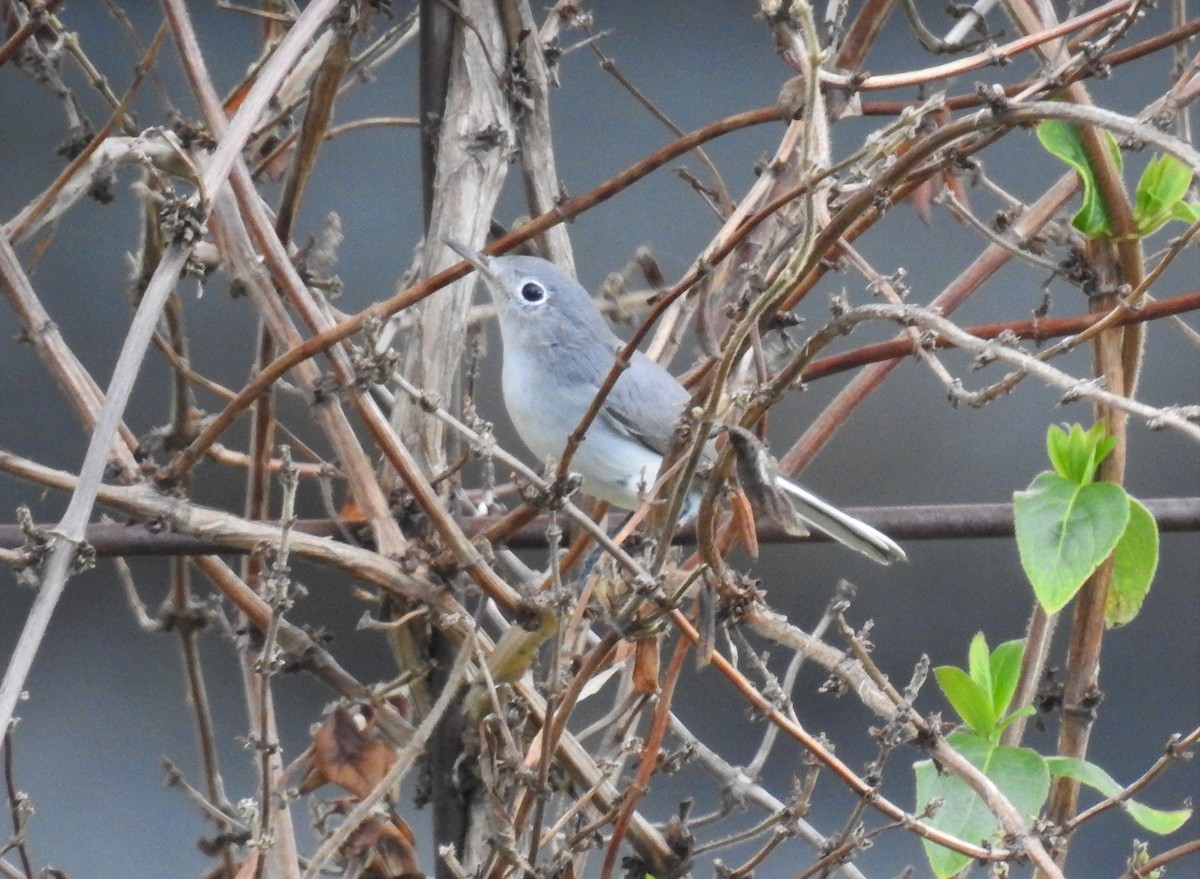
0;2;1196;876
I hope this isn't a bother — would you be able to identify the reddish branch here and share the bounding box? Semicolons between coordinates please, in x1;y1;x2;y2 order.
804;291;1200;381
861;15;1200;115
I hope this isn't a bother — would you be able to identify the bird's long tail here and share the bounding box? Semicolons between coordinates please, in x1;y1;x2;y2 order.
776;478;907;565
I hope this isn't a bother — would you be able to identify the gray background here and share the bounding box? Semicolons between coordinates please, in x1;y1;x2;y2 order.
0;3;1196;877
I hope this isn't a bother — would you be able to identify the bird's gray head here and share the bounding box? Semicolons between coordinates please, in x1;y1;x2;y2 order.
446;240;613;351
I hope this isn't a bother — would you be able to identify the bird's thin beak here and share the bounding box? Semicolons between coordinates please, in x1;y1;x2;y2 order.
445;239;503;293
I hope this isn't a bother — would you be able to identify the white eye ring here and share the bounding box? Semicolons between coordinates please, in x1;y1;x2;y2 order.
519;281;546;303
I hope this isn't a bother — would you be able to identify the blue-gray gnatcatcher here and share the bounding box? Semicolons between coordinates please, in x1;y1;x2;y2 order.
448;241;905;565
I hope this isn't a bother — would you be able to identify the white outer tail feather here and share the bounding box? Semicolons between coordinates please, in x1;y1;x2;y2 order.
776;477;907;565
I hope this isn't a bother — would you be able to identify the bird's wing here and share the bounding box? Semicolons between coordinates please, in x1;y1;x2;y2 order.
601;352;707;458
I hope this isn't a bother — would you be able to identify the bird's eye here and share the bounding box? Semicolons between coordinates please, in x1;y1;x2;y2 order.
520;281;546;303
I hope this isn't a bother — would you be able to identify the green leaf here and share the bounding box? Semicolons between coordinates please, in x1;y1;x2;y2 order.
1138;201;1200;235
1045;423;1116;485
968;632;992;695
935;665;996;737
1134;155;1195;234
916;732;1051;878
1169;200;1200;224
989;640;1026;719
1139;155;1192;209
1046;757;1192;834
1037;120;1122;237
994;704;1037;737
1106;498;1159;627
1014;472;1131;613
1045;424;1074;481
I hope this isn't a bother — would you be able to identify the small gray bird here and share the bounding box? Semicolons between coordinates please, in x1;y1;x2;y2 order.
448;241;906;565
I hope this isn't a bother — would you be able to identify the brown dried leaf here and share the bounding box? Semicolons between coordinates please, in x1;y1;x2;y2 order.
908;177;935;226
945;166;970;211
341;815;423;879
632;635;661;695
730;483;759;558
634;247;667;290
339;489;369;526
300;706;399;800
898;107;967;225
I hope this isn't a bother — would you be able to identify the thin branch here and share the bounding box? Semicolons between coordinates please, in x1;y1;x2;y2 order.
1117;837;1200;878
802;289;1200;382
2;726;33;879
819;0;1138;91
840;302;1200;441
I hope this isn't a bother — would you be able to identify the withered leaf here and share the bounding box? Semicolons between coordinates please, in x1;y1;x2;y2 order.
298;706;399;800
340;814;422;879
730;483;760;558
632;635;661;695
726;426;810;538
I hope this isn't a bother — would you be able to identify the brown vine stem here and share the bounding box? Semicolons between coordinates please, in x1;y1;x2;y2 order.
0;235;141;476
835;0;901;72
4;27;161;244
273;27;352;245
2;724;34;877
193;555;414;745
589;40;734;215
169;553;235;877
248;15;421;178
819;0;1136;91
802;291;1200;381
860;16;1200;116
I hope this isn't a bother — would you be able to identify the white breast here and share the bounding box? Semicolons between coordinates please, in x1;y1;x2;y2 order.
501;348;666;510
